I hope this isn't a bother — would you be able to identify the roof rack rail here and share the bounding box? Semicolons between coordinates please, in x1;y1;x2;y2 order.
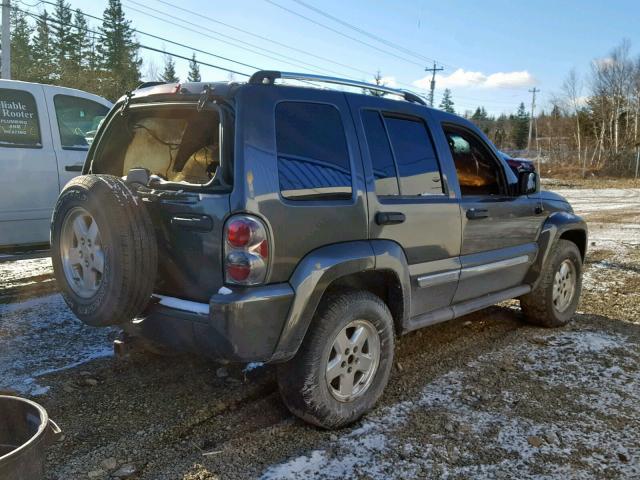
136;81;168;90
249;70;427;106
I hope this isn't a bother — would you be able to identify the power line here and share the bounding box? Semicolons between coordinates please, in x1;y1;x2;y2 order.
263;0;427;68
424;62;444;107
14;4;253;78
123;0;355;78
151;0;378;79
291;0;453;69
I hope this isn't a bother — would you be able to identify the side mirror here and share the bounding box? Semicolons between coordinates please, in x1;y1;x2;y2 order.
518;171;538;195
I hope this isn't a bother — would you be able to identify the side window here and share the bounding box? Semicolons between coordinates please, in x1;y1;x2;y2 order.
361;110;399;196
383;115;444;196
0;88;41;148
444;128;503;196
275;102;352;200
53;95;109;149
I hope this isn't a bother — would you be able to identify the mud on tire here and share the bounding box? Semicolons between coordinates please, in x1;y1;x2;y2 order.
520;239;583;328
51;174;157;326
277;290;395;429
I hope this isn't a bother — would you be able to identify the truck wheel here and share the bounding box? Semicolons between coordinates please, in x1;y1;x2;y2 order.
520;239;582;327
51;175;157;327
277;290;395;429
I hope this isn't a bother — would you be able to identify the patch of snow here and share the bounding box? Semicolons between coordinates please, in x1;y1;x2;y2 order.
0;294;114;396
261;329;640;479
243;362;264;373
218;286;233;295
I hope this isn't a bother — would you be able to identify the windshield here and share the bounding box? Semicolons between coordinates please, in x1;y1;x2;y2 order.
94;106;222;186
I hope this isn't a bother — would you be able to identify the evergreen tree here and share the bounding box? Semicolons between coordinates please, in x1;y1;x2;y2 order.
67;9;95;89
471;106;488;121
438;89;455;113
10;8;34;81
494;114;508;149
51;0;74;79
97;0;141;99
160;54;178;82
31;10;55;84
511;102;529;149
187;53;201;82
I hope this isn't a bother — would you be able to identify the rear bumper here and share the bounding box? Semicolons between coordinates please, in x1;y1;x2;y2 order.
129;283;294;362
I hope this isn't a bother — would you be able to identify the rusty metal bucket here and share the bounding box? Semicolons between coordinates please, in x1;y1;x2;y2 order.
0;396;61;480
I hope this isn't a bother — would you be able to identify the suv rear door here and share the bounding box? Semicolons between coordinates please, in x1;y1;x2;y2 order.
439;122;541;302
347;94;462;318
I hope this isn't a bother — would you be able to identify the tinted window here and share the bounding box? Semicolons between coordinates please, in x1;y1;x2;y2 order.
361;110;399;196
0;88;41;148
444;128;503;196
54;95;109;149
276;102;351;199
383;116;443;196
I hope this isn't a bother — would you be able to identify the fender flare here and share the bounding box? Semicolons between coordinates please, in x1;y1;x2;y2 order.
271;239;411;361
525;211;588;289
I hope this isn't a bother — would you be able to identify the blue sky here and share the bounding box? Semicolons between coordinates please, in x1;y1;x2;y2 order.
60;0;640;115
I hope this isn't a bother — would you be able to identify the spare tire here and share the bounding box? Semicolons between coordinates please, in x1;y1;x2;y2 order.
51;174;157;326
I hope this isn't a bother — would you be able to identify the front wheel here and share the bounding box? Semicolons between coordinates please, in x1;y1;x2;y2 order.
520;239;583;327
277;290;395;429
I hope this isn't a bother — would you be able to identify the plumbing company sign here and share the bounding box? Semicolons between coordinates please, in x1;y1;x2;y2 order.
0;91;41;147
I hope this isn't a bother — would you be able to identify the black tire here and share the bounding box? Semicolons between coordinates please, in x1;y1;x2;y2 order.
51;174;157;326
277;290;395;429
520;239;582;327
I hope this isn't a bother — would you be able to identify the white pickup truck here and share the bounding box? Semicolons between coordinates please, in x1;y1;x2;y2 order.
0;80;112;250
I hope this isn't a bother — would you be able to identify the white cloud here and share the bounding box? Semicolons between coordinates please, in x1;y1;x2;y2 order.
412;68;536;90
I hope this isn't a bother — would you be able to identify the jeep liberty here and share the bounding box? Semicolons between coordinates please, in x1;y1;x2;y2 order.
50;71;587;429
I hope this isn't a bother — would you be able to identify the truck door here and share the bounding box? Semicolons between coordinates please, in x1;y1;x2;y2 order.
44;89;111;188
440;124;541;303
0;84;59;248
347;94;462;318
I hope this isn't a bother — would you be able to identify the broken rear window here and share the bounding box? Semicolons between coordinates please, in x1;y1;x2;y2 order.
95;106;223;186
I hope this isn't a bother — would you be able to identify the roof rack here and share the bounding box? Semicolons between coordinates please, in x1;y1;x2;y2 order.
249;70;427;106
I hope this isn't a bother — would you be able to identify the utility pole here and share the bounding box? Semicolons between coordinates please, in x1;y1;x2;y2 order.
1;0;10;80
527;87;539;152
425;61;443;107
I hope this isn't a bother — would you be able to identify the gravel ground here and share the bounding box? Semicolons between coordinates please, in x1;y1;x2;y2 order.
0;183;638;479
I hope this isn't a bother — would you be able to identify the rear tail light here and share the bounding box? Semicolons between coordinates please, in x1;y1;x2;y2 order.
223;215;270;285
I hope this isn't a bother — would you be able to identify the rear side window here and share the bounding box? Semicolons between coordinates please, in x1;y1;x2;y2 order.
0;88;41;148
361;110;399;196
276;102;352;200
384;116;444;196
54;95;110;149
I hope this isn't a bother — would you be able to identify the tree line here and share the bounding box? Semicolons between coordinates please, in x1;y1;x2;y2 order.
6;0;202;101
454;41;640;177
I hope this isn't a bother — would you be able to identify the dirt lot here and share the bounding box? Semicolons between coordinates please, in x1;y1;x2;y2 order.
1;182;638;479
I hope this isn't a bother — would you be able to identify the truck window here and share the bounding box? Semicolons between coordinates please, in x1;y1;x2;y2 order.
444;128;504;196
383;115;444;196
276;102;352;200
0;88;41;148
361;110;400;196
53;95;109;149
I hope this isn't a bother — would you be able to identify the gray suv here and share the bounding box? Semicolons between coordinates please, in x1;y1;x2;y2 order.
50;71;587;429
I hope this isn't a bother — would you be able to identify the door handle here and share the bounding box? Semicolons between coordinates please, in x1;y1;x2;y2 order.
64;164;83;172
466;208;489;220
534;204;544;215
375;212;406;225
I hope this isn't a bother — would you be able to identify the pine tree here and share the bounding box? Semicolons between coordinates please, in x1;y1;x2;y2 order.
187;53;201;82
10;8;34;81
51;0;74;79
31;10;55;84
97;0;141;99
438;89;455;113
511;102;529;150
67;9;95;90
160;54;178;82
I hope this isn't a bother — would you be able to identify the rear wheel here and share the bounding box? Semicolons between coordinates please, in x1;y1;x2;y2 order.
51;174;157;326
520;239;583;327
277;290;394;429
